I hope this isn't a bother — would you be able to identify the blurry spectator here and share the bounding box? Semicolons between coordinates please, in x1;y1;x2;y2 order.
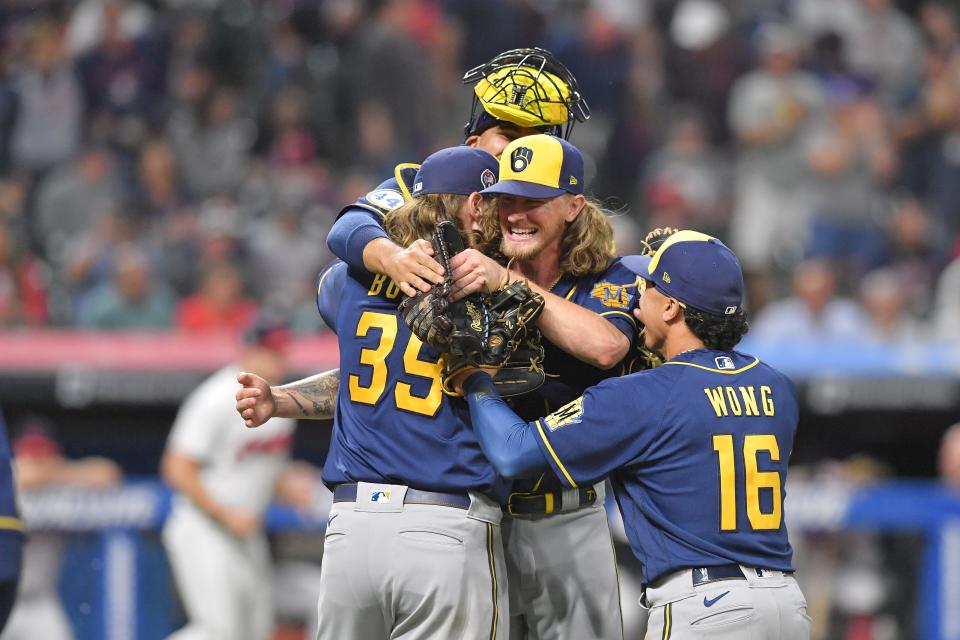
59;212;139;316
880;196;943;316
804;80;896;280
167;85;255;199
727;23;823;311
858;267;929;342
76;242;174;329
247;181;329;312
32;146;125;267
919;1;960;53
8;18;83;176
2;416;123;640
641;106;730;236
750;259;867;342
841;0;923;106
0;224;47;326
175;263;257;333
664;0;747;143
263;85;316;169
132;138;187;220
76;0;168;148
938;422;960;492
931;252;960;340
66;0;154;56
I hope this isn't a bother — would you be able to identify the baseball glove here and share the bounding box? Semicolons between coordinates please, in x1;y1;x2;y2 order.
398;219;468;352
440;279;546;397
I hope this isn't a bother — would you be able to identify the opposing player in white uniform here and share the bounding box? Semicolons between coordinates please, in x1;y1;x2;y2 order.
162;318;296;640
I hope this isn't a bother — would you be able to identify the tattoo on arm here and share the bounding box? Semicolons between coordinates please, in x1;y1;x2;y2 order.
274;369;340;420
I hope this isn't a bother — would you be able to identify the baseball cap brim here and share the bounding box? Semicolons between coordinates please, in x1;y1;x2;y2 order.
621;254;653;279
480;179;567;199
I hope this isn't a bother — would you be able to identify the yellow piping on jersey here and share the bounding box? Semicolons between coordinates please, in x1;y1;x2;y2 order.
0;516;24;532
534;420;577;487
564;285;577;300
663;357;760;375
486;523;499;640
316;265;335;297
394;163;421;202
600;309;637;327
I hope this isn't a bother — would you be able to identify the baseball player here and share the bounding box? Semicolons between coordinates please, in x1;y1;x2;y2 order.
456;231;811;640
241;147;512;640
162;317;298;640
448;134;636;639
0;408;23;635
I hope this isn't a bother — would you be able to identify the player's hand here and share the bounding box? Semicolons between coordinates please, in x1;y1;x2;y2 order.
383;239;445;297
236;372;276;428
449;249;507;300
448;366;498;395
217;506;261;538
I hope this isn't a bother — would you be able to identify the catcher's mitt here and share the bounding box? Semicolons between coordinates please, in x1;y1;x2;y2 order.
441;280;546;398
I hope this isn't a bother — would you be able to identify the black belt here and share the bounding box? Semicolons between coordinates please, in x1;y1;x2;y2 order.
332;483;471;510
505;486;597;516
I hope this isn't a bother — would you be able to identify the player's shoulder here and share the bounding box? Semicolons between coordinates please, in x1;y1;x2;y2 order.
336;162;421;220
566;258;638;318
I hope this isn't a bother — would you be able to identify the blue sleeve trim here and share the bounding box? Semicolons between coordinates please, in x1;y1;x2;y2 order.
464;373;550;479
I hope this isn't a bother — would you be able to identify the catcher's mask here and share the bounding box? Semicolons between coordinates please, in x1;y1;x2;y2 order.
462;47;591;140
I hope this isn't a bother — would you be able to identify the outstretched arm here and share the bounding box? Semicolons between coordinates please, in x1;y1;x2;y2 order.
236;369;340;427
462;372;549;479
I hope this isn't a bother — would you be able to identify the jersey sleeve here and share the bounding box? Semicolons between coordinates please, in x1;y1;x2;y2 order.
327;177;403;269
316;260;348;334
573;259;640;339
531;372;669;488
166;377;225;463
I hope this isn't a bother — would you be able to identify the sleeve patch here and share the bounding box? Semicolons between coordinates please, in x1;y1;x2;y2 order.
544;397;584;432
365;189;405;211
591;282;631;309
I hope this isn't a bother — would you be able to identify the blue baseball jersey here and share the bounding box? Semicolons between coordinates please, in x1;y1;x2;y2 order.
531;349;798;583
508;258;638;493
316;261;510;502
0;407;24;581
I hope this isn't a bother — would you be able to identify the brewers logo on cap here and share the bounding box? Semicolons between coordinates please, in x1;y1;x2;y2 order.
481;134;585;199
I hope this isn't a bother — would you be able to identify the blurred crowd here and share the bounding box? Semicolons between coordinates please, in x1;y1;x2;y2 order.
0;0;958;342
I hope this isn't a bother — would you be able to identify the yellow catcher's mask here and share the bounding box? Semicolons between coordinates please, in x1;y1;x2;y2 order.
473;65;572;129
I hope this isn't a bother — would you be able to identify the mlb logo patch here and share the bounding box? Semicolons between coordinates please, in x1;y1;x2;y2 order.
413;181;423;194
481;168;496;189
370;490;392;503
715;356;735;370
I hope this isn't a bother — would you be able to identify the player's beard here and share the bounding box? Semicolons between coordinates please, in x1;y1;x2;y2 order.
500;236;543;261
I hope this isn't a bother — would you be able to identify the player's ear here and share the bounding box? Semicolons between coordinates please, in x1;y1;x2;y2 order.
563;194;586;223
663;298;683;323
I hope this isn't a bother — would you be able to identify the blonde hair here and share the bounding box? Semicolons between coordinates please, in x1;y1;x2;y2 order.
384;194;467;247
559;197;615;277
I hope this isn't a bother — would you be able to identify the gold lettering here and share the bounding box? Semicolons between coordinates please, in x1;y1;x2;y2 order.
760;386;775;416
725;387;742;416
739;387;760;416
385;279;400;299
704;387;728;417
368;274;387;296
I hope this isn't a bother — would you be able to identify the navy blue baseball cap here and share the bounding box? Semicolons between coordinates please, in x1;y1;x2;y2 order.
623;230;744;316
242;313;291;350
480;134;584;199
412;147;499;197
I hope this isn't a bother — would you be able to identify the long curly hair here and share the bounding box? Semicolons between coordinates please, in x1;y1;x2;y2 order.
559;197;615;277
384;194;468;246
683;306;750;351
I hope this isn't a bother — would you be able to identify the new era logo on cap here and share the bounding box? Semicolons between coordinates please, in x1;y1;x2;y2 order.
481;134;585;200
